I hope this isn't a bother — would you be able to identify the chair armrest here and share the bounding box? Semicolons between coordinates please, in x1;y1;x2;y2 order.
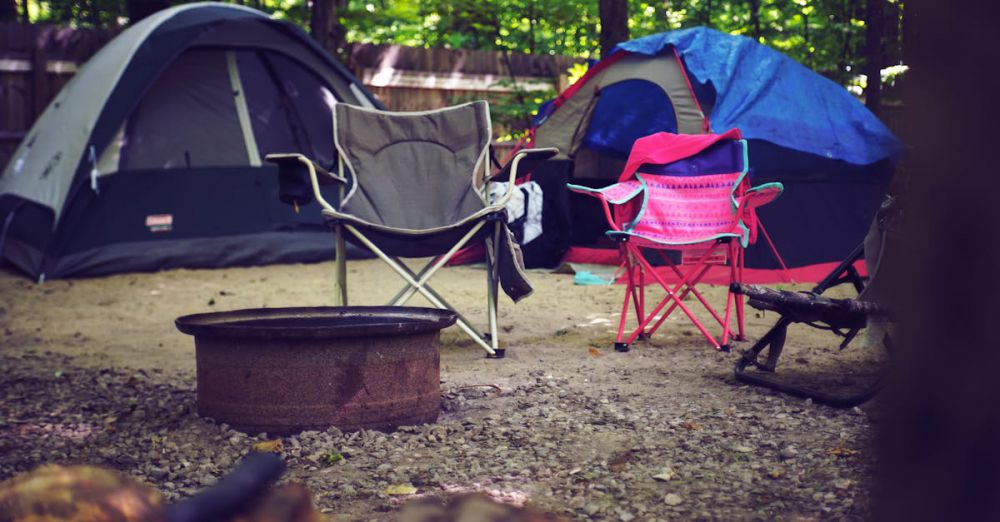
567;181;645;233
489;147;559;183
567;180;644;204
264;153;343;212
738;182;783;214
265;153;347;185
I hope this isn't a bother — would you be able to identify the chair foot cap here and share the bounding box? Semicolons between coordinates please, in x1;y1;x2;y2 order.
614;342;630;352
719;344;731;353
636;332;651;341
487;348;506;359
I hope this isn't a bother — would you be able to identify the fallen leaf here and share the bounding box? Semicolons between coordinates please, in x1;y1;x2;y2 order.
253;439;283;453
384;484;417;495
826;447;860;457
681;421;702;431
588;347;604;358
768;469;783;479
608;449;638;472
663;493;683;506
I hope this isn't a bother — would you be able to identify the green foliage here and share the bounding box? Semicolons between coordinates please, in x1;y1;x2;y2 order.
25;0;903;126
27;0;904;86
321;450;344;466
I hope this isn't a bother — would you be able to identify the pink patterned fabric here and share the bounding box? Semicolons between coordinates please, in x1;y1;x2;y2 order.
598;180;644;204
627;172;743;248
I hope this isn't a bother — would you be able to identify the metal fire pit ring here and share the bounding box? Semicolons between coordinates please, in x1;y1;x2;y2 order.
175;306;456;435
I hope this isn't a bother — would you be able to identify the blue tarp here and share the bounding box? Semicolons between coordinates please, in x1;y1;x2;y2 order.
614;27;901;166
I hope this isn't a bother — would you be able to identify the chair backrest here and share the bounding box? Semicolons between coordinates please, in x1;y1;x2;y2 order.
333;101;492;230
623;139;749;246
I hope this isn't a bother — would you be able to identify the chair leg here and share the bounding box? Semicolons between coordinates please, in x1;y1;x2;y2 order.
485;222;502;358
721;242;737;347
735;246;746;341
389;255;442;305
615;248;637;352
342;223;498;355
645;246;719;337
392;261;480;334
631;247;722;350
334;224;348;306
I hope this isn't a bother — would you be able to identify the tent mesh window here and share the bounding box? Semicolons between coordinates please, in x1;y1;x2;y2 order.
111;49;339;173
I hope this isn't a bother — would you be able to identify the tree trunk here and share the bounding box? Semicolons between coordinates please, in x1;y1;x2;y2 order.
126;0;169;24
311;0;348;59
599;0;628;59
0;0;17;22
803;1;812;68
864;0;883;115
19;0;27;23
703;0;713;26
877;0;1000;519
749;0;761;40
527;0;536;54
837;0;855;85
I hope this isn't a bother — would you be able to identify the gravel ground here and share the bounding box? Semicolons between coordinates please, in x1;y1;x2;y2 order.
0;261;883;520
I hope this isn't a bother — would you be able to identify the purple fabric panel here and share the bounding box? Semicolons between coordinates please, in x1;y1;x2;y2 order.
636;140;744;177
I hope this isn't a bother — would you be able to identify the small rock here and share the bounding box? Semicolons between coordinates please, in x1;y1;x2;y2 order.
652;467;675;481
834;478;853;490
663;493;683;506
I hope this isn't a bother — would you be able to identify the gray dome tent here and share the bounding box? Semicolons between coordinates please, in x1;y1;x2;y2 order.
0;2;380;280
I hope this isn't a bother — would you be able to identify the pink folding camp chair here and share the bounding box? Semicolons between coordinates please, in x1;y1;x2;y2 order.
568;129;782;352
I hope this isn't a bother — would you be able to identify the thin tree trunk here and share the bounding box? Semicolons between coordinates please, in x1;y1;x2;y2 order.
703;0;713;26
126;0;169;24
528;0;536;54
803;0;812;68
837;0;854;84
864;0;883;115
311;0;348;59
598;0;628;59
0;0;17;22
749;0;761;40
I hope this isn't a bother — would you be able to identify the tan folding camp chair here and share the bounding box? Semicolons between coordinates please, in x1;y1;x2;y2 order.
266;101;556;357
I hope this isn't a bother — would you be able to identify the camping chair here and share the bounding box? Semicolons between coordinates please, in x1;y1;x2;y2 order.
732;196;898;407
265;101;557;357
568;129;782;352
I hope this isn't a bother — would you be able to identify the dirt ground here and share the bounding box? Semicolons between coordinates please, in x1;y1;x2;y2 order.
0;259;887;520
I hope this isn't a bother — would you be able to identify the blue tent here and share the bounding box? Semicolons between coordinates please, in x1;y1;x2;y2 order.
526;27;901;281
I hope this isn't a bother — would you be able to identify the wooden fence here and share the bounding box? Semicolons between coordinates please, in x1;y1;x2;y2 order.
0;23;117;168
0;22;582;170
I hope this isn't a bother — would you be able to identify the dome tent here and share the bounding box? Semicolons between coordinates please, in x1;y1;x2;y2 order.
522;27;901;282
0;2;380;280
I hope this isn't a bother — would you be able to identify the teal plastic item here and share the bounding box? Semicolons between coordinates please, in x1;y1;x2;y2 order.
574;271;614;285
